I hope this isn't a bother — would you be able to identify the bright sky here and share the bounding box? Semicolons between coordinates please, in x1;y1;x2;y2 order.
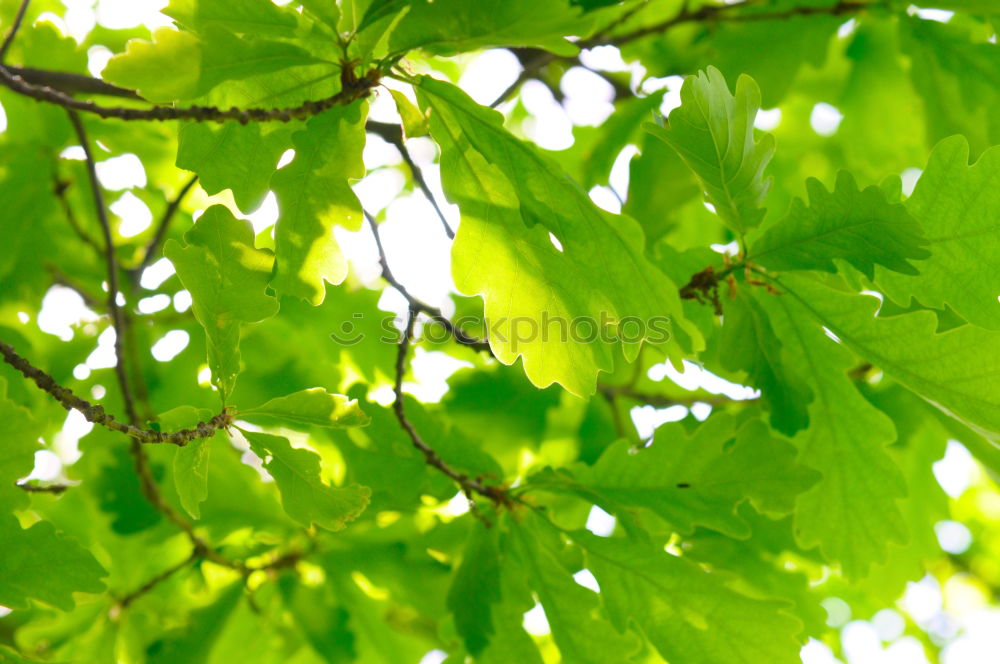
5;3;994;662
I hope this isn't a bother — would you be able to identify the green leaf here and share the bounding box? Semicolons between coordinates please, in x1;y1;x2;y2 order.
160;406;218;519
775;272;1000;445
0;515;106;611
447;523;502;655
387;0;590;56
645;66;775;235
755;284;907;578
147;582;243;664
243;431;370;530
718;291;812;434
417;75;699;396
749;171;930;279
507;515;640;664
164;205;280;402
271;104;368;304
164;0;299;37
876;136;1000;329
573;530;804;664
176;122;293;214
103;26;320;102
570;414;816;537
242;388;369;428
0;378;41;511
389;89;429;138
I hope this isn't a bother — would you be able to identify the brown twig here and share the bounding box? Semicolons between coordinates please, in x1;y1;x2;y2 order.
599;384;750;408
115;549;199;610
52;175;102;257
365;211;491;353
0;62;376;123
0;339;233;445
17;481;70;494
0;0;30;63
68;109;138;425
134;175;198;278
393;306;509;506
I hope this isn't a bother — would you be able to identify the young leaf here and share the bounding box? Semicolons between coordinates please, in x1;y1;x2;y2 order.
749;170;930;279
242;431;370;530
164;0;299;37
757;284;907;578
271;103;368;304
417;75;699;396
164;205;279;402
645;66;774;235
573;530;803;664
876;137;1000;329
241;388;369;428
389;89;429;138
447;522;502;655
160;406;218;519
0;516;106;611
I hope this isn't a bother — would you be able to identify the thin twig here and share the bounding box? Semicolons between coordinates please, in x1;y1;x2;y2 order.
598;384;750;408
5;66;140;98
365;211;491;353
115;550;198;610
135;175;198;278
393;306;509;505
67;109;138;424
17;481;70;494
52;175;102;257
0;0;30;63
0;339;233;445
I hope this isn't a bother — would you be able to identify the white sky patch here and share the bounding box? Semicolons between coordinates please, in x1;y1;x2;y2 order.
0;100;7;134
755;108;782;131
562;66;615;126
368;86;402;125
523;602;551;636
364;133;402;169
520;80;574;151
579;45;631;72
140;257;175;290
458;49;521;106
26;450;62;482
585;505;616;537
838;18;858;39
87;45;113;77
277;148;295;169
60;145;86;160
242;191;279;233
95;0;173;31
589;185;621;214
111;191;153;238
821;597;851;627
173;290;193;313
909;6;954;22
37;286;99;341
901;574;943;625
648;359;760;400
52;409;92;465
842;620;882;663
689;402;712;421
810;103;844;137
800;639;840;664
935;520;973;554
96;153;147;190
610;144;638;201
354;168;407;215
91;384;106;400
138;294;171;314
151;330;190;362
573;569;601;593
405;348;472;403
901;167;922;197
631;404;688;438
872;609;906;642
379;195;455;304
86;327;118;370
933;440;977;498
417;650;448;664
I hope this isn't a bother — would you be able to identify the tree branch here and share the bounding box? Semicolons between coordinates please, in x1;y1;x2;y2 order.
0;339;233;445
0;63;377;123
365;210;491;353
115;549;198;611
392;306;510;506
